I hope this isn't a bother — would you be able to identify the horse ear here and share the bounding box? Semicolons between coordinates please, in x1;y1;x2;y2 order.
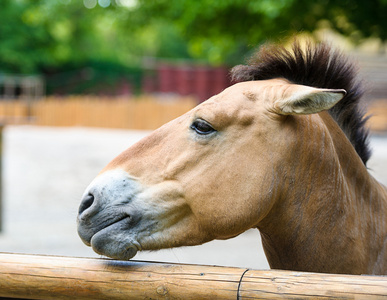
273;85;346;115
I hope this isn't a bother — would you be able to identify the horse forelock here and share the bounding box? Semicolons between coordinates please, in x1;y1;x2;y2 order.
230;39;371;165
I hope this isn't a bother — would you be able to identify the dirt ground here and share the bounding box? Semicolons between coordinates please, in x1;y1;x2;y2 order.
0;125;386;270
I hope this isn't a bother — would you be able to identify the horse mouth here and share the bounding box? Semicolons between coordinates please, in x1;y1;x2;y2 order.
78;214;125;244
85;216;143;260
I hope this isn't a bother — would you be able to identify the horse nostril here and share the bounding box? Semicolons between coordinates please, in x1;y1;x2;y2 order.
78;193;95;215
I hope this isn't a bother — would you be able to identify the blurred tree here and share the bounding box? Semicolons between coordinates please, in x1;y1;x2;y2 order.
0;0;148;93
1;0;386;82
0;0;191;74
123;0;295;65
125;0;387;64
281;0;387;43
0;0;53;73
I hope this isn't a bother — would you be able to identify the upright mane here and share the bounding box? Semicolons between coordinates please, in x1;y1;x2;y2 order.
231;40;371;165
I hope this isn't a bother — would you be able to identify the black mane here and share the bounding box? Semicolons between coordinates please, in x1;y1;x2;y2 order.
231;40;371;165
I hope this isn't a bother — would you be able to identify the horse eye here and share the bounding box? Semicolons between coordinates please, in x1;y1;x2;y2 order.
190;120;216;135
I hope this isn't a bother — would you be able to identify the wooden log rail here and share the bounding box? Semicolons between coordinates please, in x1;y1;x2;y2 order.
0;253;387;299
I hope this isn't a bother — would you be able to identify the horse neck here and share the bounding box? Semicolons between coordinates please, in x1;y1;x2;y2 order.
258;112;387;274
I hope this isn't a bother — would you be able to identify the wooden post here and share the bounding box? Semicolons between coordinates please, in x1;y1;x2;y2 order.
0;253;387;299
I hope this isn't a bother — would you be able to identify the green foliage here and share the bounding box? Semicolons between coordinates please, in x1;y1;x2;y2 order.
124;0;387;65
123;0;297;65
44;60;142;95
0;0;52;73
0;0;386;81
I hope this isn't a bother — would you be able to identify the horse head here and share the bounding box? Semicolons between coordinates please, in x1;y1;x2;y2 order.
77;78;345;260
77;41;387;275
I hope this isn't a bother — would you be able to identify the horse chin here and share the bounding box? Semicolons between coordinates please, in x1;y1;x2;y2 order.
90;228;141;261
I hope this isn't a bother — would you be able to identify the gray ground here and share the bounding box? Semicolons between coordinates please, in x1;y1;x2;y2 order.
0;125;386;270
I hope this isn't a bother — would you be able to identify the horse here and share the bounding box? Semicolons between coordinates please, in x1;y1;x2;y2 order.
77;40;387;275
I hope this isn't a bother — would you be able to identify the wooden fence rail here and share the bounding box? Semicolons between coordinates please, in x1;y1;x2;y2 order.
0;253;387;299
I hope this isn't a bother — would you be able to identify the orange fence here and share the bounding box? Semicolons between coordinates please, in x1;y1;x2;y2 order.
0;96;197;130
367;100;387;132
0;97;386;132
0;101;30;122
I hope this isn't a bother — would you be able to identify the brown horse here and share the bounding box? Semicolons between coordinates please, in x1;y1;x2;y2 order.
77;41;387;275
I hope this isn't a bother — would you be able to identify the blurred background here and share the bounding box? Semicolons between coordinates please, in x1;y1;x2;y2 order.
0;0;387;269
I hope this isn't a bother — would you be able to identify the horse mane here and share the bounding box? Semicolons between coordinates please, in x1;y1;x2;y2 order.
230;40;371;165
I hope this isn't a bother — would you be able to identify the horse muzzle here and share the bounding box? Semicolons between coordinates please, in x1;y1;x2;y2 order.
77;170;143;260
